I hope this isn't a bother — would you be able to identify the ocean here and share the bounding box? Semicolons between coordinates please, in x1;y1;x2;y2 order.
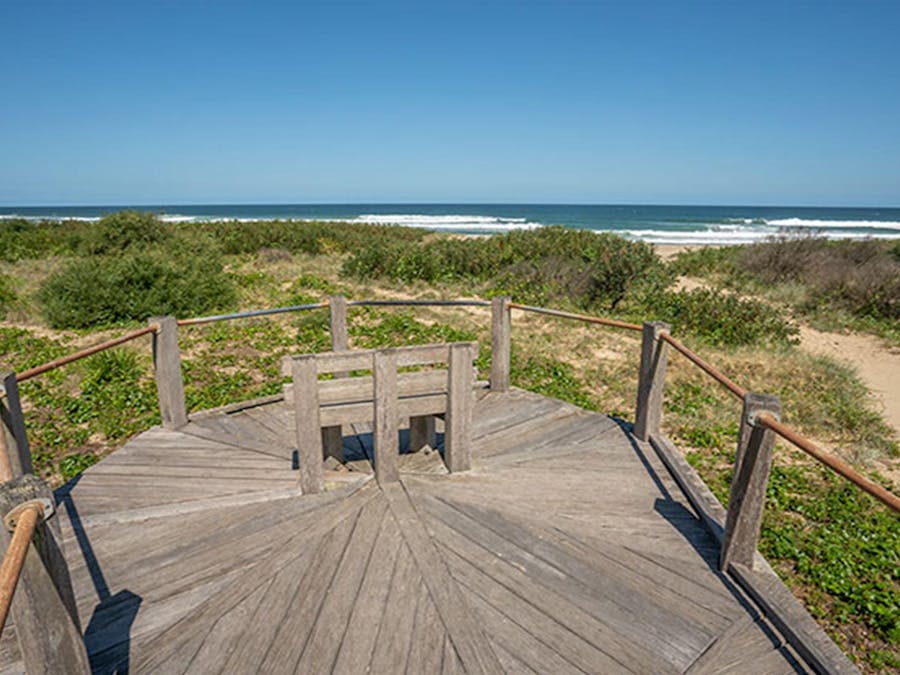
2;204;899;245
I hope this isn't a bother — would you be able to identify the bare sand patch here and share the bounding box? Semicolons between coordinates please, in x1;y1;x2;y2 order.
799;326;900;441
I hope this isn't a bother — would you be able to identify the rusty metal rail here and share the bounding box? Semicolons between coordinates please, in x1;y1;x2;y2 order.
509;303;643;331
0;502;43;636
756;412;900;513
15;325;159;383
660;332;748;400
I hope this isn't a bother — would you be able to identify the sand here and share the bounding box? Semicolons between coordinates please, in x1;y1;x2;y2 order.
799;326;900;440
653;244;694;260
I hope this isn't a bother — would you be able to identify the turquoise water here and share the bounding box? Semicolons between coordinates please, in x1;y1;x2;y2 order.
2;204;899;245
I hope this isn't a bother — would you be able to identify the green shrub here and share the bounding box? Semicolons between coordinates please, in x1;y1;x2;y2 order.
0;218;91;261
38;249;236;328
647;288;799;347
194;220;426;256
81;210;173;255
343;227;672;311
738;238;900;322
0;273;14;318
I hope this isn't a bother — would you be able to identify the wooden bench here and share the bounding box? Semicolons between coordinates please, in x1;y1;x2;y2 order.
281;342;478;493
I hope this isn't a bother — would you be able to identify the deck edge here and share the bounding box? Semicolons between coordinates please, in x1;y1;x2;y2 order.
648;432;860;675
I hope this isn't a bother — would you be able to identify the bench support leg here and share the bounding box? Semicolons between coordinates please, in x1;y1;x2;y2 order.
322;426;343;462
409;416;436;452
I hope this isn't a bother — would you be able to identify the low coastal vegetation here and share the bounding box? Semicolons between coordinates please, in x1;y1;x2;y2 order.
672;237;900;342
0;212;897;670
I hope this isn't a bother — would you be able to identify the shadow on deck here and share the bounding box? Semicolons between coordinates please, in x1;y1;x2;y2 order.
29;389;821;673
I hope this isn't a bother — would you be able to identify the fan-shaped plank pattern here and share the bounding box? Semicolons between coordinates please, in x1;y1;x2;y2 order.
0;389;819;673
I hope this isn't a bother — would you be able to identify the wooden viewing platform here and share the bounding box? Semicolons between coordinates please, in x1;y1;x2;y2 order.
3;388;818;674
0;297;871;674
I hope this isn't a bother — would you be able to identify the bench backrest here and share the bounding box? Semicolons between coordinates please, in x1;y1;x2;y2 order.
284;342;478;492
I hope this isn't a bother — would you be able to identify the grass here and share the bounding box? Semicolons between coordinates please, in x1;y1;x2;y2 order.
0;214;898;670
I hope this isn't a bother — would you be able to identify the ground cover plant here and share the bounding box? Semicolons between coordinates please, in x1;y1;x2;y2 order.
0;212;896;670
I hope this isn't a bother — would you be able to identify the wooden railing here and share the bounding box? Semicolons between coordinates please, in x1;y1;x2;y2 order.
0;293;897;673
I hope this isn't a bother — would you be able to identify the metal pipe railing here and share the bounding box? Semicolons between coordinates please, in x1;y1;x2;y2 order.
756;412;900;513
349;299;491;308
0;502;43;635
176;302;329;327
15;325;159;383
509;303;642;331
660;332;748;400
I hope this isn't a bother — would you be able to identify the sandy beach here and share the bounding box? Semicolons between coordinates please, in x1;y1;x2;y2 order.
653;243;697;260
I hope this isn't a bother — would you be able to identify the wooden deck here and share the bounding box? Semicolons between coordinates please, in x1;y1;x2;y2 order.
2;388;814;674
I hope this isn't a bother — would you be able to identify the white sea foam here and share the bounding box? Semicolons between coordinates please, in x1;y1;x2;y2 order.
625;227;900;246
349;214;542;231
767;217;900;230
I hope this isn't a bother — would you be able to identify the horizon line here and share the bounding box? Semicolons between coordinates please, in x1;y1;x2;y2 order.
2;201;900;210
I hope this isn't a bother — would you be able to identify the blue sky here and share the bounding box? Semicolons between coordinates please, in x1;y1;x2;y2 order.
2;0;899;206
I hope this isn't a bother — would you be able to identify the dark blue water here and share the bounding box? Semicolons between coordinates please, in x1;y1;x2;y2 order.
2;204;899;244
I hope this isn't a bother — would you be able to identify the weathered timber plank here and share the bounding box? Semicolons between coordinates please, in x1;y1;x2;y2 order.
439;541;648;674
492;642;539;675
534;521;738;629
70;486;373;613
420;492;713;670
282;342;475;375
221;547;321;671
181;420;289;460
258;508;360;671
293;355;325;494
420;497;678;674
295;499;389;672
445;342;474;472
441;633;466;675
319;392;448;427
405;590;446;674
373;350;400;484
455;587;585;675
366;547;422;674
331;508;404;673
382;482;503;674
224;409;285;447
130;485;377;672
80;464;289;480
728;562;858;675
317;370;448;404
182;575;273;672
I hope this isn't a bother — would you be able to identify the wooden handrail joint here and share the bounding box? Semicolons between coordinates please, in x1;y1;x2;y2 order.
4;499;52;532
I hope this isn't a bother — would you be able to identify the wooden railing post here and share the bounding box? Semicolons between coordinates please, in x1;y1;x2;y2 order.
1;372;33;479
150;316;188;429
0;475;90;674
720;393;781;571
634;321;670;441
490;296;511;392
323;295;349;461
328;295;349;354
446;343;474;473
373;350;399;484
